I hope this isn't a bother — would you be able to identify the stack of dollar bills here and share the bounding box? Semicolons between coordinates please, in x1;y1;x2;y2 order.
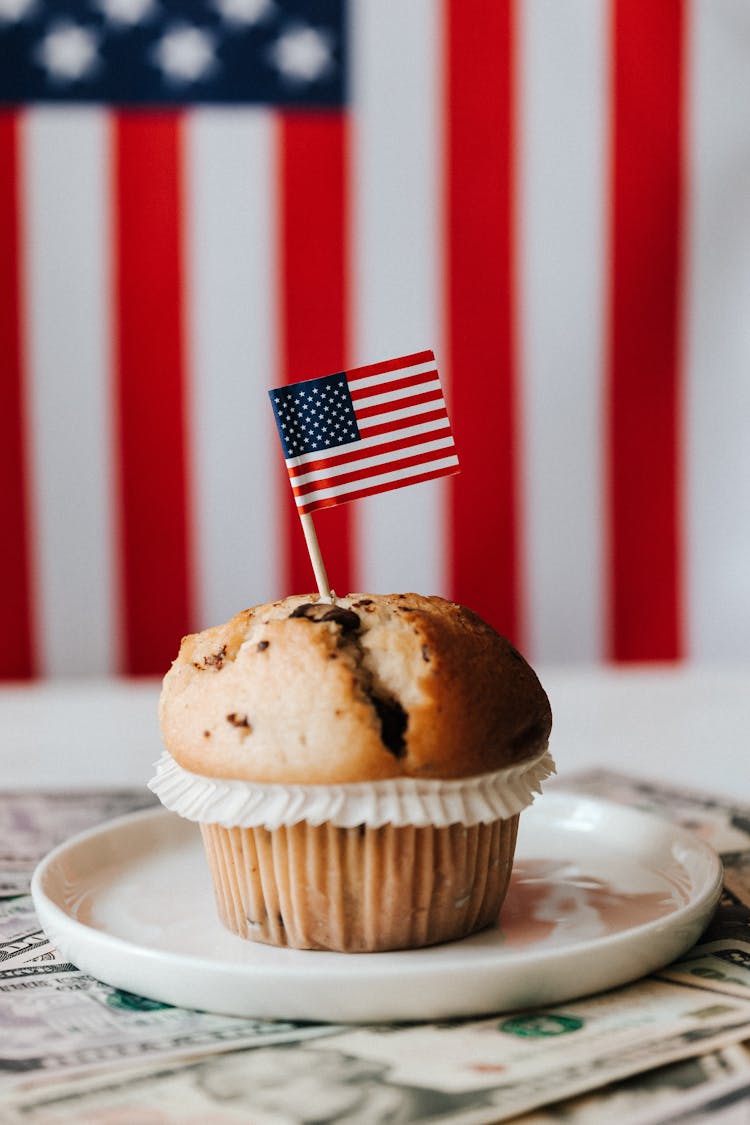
1;775;749;1124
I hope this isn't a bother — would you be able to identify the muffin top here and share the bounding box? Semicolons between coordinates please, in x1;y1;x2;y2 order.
158;593;552;785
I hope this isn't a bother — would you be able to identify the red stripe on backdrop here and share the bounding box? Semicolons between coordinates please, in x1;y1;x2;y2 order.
607;1;685;661
444;0;520;643
0;112;35;678
112;113;194;675
278;113;353;598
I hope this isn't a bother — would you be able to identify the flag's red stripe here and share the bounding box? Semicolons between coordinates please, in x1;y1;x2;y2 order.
299;463;461;515
359;406;449;441
353;388;443;422
606;1;685;661
292;448;458;498
348;369;438;398
113;113;194;675
346;349;434;382
445;0;520;642
288;428;453;479
278;113;352;597
0;111;35;678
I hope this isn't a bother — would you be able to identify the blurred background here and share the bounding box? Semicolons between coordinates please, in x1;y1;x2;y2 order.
1;0;749;680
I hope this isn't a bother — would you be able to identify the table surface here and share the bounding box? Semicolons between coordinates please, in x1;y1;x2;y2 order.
2;665;748;798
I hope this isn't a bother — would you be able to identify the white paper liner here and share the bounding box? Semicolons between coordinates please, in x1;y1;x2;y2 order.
148;748;555;829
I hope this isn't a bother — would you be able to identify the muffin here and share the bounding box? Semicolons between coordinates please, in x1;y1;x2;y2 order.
150;593;554;952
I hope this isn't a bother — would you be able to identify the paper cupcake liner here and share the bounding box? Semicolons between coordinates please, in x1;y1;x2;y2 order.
200;815;520;952
148;747;555;830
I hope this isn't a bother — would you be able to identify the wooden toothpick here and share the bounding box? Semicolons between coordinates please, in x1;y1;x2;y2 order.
300;512;333;602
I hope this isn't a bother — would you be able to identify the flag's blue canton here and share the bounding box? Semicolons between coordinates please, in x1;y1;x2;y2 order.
0;0;345;106
270;374;359;460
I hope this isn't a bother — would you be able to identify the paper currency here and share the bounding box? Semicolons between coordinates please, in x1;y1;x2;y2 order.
0;959;340;1097
8;1045;480;1124
723;850;750;909
8;983;750;1125
511;1044;750;1124
308;981;750;1120
660;939;750;1000
0;790;156;898
0;897;57;969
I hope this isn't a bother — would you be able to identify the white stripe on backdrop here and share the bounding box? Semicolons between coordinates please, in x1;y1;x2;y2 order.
10;0;750;676
22;108;117;677
686;0;750;661
185;109;279;633
351;0;447;598
517;0;608;663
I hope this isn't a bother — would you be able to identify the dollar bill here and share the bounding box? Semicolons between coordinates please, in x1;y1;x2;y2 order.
0;959;340;1097
7;983;750;1124
310;981;750;1110
0;790;156;898
660;939;750;1000
511;1043;750;1124
723;850;750;909
0;897;56;969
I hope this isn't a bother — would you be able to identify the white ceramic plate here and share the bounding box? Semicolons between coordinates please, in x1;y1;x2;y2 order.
31;793;722;1023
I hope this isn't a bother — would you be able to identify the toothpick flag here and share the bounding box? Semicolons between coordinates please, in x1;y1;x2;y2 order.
269;349;460;515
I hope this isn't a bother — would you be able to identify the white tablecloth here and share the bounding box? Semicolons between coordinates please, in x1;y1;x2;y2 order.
1;666;748;800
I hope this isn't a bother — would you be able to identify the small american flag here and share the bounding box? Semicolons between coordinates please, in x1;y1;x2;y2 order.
269;350;459;514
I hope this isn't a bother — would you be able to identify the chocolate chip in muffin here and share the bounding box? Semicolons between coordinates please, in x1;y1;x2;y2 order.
226;712;252;732
368;692;408;759
289;602;361;633
198;645;227;671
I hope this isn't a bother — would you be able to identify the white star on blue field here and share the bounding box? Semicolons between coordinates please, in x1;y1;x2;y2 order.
0;0;345;105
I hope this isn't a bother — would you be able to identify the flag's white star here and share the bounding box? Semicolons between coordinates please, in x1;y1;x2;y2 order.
153;23;217;84
97;0;157;28
214;0;274;27
0;0;35;22
36;21;99;82
268;22;334;85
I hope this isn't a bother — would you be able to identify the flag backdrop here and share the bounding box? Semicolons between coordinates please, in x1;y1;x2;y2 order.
1;0;749;678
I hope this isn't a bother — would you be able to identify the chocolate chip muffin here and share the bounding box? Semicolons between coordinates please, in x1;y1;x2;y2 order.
150;593;554;952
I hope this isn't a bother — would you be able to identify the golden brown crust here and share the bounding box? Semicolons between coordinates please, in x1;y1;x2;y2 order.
159;593;552;784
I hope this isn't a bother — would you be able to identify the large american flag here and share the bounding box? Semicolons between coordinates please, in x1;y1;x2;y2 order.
270;350;459;514
2;0;749;678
